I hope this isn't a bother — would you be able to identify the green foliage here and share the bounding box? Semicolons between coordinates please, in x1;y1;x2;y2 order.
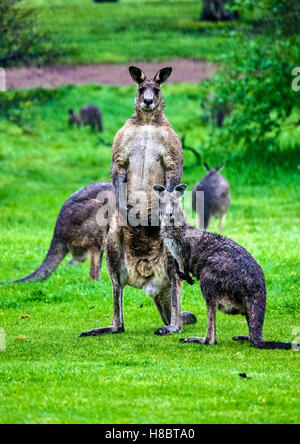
191;0;300;157
231;0;300;35
0;0;66;67
201;38;300;155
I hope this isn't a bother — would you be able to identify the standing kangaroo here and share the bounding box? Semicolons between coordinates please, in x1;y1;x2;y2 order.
154;184;297;350
192;163;230;231
10;182;114;283
79;66;196;338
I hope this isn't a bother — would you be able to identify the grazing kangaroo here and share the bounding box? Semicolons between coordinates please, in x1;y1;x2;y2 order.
11;182;114;283
79;66;196;338
68;105;103;132
192;163;230;231
154;184;296;350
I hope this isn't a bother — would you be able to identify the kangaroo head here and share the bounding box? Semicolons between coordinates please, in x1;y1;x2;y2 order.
129;66;172;114
204;162;225;175
68;109;77;126
153;184;187;228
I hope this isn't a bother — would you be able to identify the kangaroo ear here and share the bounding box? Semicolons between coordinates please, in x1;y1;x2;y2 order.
204;162;211;172
153;185;166;199
174;184;187;198
154;67;172;85
129;66;146;84
68;109;74;115
216;163;225;171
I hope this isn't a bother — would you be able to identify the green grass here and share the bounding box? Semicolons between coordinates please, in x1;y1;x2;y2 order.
21;0;242;64
0;83;299;424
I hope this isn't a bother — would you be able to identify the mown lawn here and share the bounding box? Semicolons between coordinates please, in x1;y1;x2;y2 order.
22;0;242;64
0;83;299;424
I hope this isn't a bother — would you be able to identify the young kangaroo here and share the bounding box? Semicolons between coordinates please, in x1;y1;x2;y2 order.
154;184;296;350
79;66;196;338
192;163;230;231
68;105;103;132
11;182;114;283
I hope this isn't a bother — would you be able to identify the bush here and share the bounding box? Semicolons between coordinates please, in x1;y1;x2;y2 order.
0;0;64;67
197;1;300;157
231;0;300;35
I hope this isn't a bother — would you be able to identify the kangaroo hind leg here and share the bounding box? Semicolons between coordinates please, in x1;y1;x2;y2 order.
89;246;104;281
80;229;126;337
181;300;217;345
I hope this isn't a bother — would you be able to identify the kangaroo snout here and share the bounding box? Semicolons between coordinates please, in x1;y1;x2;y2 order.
143;90;154;108
144;97;154;107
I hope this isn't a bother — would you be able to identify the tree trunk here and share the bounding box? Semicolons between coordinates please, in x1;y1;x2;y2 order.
201;0;238;21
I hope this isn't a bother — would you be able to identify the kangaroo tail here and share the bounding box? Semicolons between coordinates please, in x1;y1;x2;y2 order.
13;238;67;283
253;340;297;350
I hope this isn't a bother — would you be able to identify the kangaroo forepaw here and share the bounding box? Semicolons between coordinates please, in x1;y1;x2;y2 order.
154;325;182;336
79;326;124;337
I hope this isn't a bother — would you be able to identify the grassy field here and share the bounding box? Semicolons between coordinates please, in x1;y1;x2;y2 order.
0;83;299;424
21;0;245;64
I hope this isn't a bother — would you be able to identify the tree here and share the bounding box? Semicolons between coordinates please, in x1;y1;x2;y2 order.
201;0;238;21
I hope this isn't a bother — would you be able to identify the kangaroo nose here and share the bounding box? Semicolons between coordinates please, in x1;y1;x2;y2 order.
144;98;153;106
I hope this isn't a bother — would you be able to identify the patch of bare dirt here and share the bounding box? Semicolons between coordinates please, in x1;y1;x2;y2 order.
5;59;216;90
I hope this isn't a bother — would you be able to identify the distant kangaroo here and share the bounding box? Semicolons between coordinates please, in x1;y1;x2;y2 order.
68;105;103;132
154;184;297;350
202;92;231;128
79;66;196;338
12;182;114;283
192;162;230;231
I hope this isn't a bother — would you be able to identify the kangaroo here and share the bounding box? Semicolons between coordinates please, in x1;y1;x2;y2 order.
192;163;230;231
10;182;114;283
79;66;196;338
154;184;297;350
68;105;103;132
202;92;231;128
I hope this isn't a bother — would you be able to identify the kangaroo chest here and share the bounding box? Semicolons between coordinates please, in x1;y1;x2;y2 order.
121;125;168;202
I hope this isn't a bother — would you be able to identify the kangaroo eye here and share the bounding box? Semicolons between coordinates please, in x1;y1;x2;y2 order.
154;88;160;94
139;87;145;94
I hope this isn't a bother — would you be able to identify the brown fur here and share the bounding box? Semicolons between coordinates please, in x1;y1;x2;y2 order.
79;67;196;338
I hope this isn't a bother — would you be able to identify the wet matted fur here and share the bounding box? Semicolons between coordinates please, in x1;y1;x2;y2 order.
155;185;297;350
